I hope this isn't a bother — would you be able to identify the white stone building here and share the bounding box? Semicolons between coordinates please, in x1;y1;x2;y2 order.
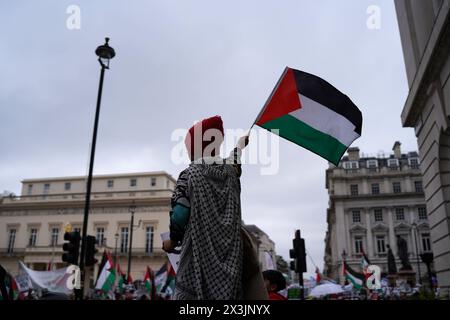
244;224;277;271
0;171;176;287
323;143;433;283
394;0;450;290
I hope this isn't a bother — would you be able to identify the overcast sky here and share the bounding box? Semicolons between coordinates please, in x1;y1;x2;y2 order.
0;0;417;277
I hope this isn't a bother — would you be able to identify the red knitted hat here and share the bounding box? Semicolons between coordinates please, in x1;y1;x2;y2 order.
185;116;224;161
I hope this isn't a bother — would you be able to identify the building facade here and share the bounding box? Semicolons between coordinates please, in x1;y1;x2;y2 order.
0;171;176;287
394;0;450;289
244;224;277;272
323;143;433;283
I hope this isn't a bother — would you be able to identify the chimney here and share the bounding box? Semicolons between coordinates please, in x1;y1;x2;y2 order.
392;141;402;159
347;147;360;161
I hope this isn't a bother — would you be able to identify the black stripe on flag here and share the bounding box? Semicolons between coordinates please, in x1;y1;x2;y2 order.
95;251;108;286
344;261;366;283
292;69;363;135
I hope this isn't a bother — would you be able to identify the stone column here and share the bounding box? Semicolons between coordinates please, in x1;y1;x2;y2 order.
362;179;369;194
405;176;413;192
335;203;347;256
383;177;390;194
409;205;416;224
387;207;397;256
335;202;348;284
365;208;374;257
408;205;419;266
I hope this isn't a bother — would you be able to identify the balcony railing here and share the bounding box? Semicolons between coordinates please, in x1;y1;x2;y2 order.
2;189;173;204
336;165;421;178
0;248;26;256
113;248;165;257
1;246;165;257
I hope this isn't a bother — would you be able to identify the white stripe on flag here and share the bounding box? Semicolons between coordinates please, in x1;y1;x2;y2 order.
289;94;360;146
95;260;111;290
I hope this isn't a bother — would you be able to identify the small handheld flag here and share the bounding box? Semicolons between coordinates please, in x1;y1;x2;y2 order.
343;261;365;290
253;67;363;165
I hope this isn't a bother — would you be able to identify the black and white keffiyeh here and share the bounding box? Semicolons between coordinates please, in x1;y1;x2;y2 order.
173;156;243;300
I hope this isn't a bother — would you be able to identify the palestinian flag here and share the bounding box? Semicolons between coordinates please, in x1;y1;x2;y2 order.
161;263;176;296
155;263;168;294
0;264;9;300
143;266;156;299
361;249;371;270
116;263;126;294
0;265;18;300
10;277;19;300
95;251;116;294
343;261;365;290
127;273;133;285
255;67;362;165
315;268;322;284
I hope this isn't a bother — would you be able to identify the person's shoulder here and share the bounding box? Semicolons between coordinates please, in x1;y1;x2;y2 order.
177;167;191;179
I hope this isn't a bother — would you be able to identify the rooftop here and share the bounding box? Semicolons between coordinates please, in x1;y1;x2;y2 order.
21;171;176;183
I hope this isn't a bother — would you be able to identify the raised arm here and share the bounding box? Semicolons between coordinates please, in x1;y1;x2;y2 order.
225;135;249;177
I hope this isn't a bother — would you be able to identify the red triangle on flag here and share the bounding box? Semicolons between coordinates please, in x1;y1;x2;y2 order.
256;67;301;126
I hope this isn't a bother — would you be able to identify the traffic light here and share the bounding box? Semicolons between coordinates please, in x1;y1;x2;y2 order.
289;230;307;273
85;235;98;267
62;231;80;265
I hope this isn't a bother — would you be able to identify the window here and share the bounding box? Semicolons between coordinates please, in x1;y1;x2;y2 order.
27;184;33;196
393;182;401;193
43;183;50;194
352;210;361;223
145;226;154;253
409;157;420;169
64;182;71;191
107;180;114;188
7;229;16;253
350;184;359;196
29;228;38;247
120;227;129;253
151;178;156;187
354;236;363;254
415;181;423;193
371;183;380;195
374;208;383;222
366;160;378;171
50;228;59;246
130;179;137;187
166;179;170;189
418;207;427;220
376;236;386;253
395;208;405;221
387;159;399;169
343;161;359;169
422;233;431;252
96;227;105;246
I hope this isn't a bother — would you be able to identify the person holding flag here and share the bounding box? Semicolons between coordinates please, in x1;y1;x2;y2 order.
162;116;259;300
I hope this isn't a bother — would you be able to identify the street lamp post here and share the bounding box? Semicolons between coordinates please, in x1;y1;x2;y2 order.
127;204;137;280
412;223;422;285
79;38;115;298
